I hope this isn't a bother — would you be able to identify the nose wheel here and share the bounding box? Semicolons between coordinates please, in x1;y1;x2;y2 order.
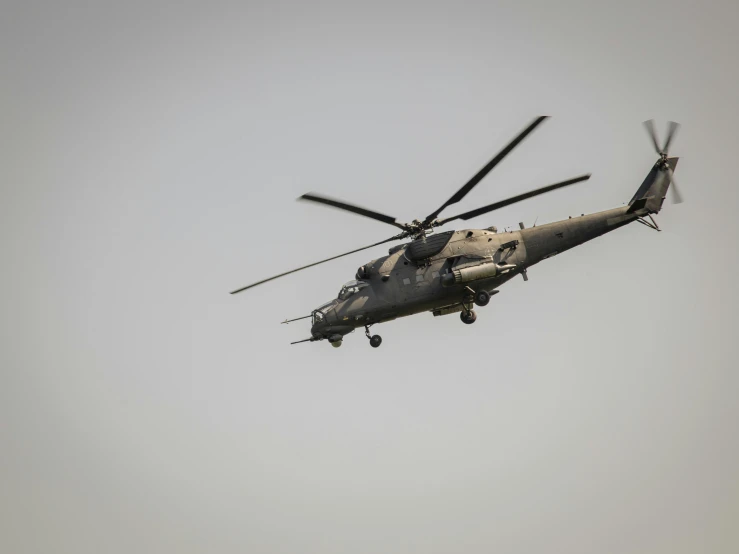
365;325;382;348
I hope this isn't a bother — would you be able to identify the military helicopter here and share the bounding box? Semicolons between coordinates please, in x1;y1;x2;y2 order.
231;117;681;348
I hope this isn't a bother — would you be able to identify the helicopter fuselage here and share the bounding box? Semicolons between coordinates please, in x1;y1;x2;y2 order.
311;203;645;342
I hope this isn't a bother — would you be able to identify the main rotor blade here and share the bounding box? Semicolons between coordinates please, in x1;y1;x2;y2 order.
643;119;662;154
436;174;591;225
230;235;401;294
424;116;549;223
662;121;679;155
299;193;407;230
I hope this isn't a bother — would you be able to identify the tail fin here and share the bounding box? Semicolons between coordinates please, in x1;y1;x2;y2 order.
628;157;678;214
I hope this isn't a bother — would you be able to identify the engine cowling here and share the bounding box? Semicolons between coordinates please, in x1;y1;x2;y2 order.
406;231;454;261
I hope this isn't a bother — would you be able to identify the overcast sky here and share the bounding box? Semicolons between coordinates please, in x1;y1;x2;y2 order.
2;1;738;553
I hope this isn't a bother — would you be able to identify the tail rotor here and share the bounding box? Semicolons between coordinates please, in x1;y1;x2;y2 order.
643;119;683;204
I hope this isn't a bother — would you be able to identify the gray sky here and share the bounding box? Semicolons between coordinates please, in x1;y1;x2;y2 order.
2;1;738;553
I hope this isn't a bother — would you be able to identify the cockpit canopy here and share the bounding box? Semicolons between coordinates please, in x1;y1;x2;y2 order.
312;299;336;324
338;279;368;301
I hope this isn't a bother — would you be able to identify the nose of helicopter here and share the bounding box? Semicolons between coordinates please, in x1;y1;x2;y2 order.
310;319;327;337
309;299;357;342
309;301;335;338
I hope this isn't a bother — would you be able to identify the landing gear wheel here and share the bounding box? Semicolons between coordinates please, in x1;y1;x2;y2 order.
474;290;490;307
330;340;342;348
369;335;382;348
461;310;477;324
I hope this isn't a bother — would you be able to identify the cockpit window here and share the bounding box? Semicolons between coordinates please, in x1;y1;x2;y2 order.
338;280;368;301
312;300;336;325
316;300;336;312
